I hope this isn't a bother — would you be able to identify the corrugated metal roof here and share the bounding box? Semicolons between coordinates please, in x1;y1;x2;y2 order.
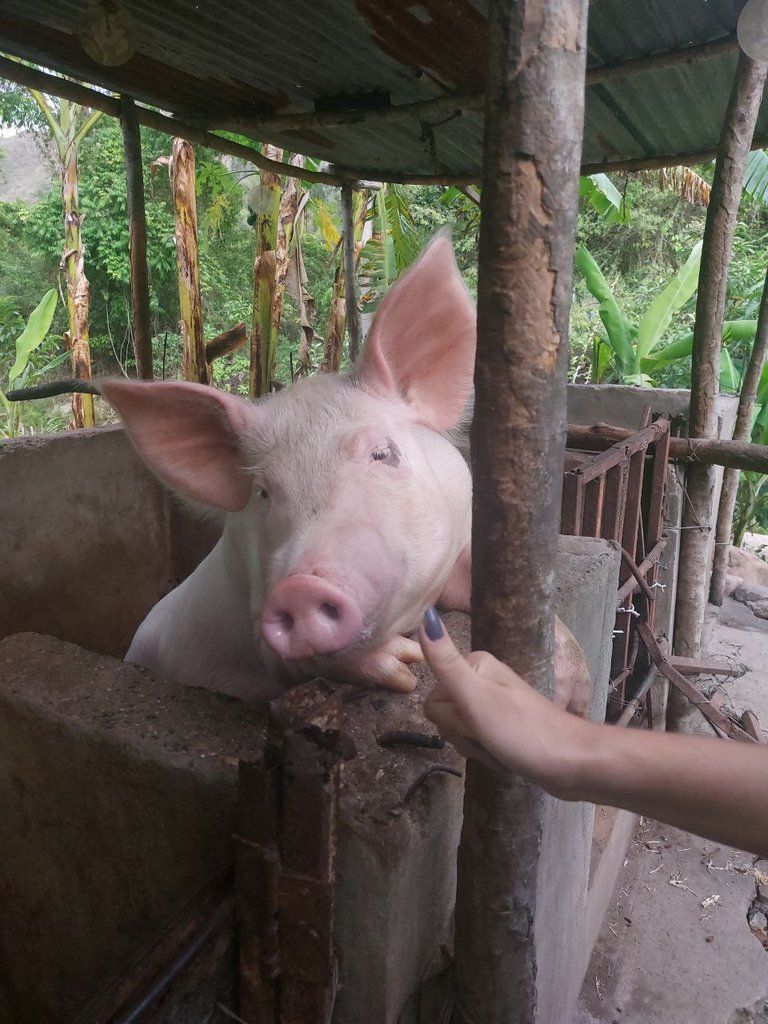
0;0;764;179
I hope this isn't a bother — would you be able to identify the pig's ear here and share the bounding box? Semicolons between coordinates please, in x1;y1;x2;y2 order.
99;379;256;511
355;234;476;432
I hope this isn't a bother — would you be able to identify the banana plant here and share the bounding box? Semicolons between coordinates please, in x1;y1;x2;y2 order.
1;289;67;438
576;241;703;384
733;472;768;548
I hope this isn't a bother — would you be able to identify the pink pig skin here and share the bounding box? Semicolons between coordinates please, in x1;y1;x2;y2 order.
101;234;592;714
101;235;474;699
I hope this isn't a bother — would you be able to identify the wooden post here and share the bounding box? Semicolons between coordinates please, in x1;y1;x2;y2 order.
341;183;361;363
674;52;767;658
119;95;153;380
249;145;281;398
455;1;588;1021
710;262;768;604
171;138;209;385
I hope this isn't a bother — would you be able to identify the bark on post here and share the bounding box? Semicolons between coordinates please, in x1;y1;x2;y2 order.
710;262;768;604
341;183;361;362
171;138;209;385
62;140;95;428
674;53;767;658
120;96;153;380
249;145;281;398
455;1;588;1021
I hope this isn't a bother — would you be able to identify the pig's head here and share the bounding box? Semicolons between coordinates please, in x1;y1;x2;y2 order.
101;235;475;692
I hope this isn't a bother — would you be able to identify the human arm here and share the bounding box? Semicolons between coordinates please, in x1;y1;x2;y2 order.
420;609;768;858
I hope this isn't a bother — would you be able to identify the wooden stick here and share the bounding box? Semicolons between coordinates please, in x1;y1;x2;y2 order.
341;184;361;363
675;52;768;661
567;422;768;474
119;95;153;380
711;260;768;605
205;322;247;363
454;0;589;1019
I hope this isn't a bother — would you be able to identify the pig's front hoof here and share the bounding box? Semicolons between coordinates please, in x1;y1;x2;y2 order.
553;667;592;718
356;636;424;693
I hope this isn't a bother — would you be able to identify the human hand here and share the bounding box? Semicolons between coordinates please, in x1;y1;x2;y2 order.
419;608;590;796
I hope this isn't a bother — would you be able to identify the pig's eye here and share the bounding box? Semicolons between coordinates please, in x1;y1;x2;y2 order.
370;438;401;467
259;488;269;499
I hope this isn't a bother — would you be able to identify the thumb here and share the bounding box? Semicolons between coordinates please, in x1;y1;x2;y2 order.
418;607;477;714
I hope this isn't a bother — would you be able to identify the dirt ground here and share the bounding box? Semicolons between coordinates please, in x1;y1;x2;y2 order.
573;595;768;1024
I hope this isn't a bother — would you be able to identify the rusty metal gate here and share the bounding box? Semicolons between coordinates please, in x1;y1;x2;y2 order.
561;413;671;721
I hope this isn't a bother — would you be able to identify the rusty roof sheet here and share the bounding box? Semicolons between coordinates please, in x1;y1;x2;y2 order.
0;0;764;180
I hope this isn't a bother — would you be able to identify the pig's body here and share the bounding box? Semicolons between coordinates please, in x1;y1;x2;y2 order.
105;235;591;714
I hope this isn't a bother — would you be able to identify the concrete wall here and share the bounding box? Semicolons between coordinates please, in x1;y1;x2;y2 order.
0;427;219;657
1;427;622;1023
0;545;619;1024
534;537;620;1024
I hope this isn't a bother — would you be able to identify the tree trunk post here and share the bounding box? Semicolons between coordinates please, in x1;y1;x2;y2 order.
710;260;768;604
62;140;95;428
249;145;281;398
341;183;361;363
120;95;153;380
674;52;767;658
455;1;588;1021
171;138;209;385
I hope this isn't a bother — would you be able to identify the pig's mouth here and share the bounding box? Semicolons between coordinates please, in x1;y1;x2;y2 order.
260;573;366;660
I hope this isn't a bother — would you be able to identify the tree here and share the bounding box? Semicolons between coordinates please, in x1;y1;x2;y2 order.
0;72;102;426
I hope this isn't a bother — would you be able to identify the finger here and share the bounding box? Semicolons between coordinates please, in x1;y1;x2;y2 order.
418;607;480;713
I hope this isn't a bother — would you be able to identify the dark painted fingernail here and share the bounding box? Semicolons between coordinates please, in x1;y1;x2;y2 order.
424;607;444;641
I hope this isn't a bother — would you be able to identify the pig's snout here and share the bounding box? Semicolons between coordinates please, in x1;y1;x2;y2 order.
261;575;363;659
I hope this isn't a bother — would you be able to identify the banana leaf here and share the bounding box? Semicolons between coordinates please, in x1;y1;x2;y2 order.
8;289;58;385
642;319;758;369
575;245;634;370
634;241;702;364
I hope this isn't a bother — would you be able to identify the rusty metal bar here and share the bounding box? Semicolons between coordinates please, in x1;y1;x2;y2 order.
582;475;605;537
237;757;280;1024
601;463;629;543
616;538;668;605
614;544;657;603
561;472;584;536
616;666;660;727
668;655;744;677
571;421;668;483
637;622;757;743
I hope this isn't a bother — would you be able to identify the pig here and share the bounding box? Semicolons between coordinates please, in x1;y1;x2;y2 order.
100;235;591;714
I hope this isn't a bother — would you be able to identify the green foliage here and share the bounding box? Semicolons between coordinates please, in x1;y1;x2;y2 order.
575;239;702;383
1;289;68;437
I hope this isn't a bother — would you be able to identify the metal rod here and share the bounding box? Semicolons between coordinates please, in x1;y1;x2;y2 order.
614;543;658;603
616;666;659;727
616;538;668;605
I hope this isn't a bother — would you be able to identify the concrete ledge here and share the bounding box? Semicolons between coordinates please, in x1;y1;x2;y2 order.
0;632;266;1022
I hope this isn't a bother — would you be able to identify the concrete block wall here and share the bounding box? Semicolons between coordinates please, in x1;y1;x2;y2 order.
0;427;219;658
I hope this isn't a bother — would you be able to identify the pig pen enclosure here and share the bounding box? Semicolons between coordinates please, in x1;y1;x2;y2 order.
3;2;768;1023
